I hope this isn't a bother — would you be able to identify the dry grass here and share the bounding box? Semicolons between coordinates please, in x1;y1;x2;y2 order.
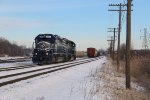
83;57;150;100
76;51;87;58
69;57;150;100
116;56;150;91
131;57;150;91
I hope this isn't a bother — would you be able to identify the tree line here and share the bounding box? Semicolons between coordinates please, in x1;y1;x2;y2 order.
0;37;32;57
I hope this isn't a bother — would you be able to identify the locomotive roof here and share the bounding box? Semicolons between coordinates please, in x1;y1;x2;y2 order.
35;34;56;39
35;34;76;45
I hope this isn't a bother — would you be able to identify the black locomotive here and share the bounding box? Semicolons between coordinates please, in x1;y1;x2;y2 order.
32;34;76;65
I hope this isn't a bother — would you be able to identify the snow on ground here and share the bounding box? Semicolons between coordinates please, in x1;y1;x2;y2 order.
83;58;150;100
0;56;25;60
1;56;148;100
0;57;84;68
0;57;106;100
0;57;94;76
0;61;33;68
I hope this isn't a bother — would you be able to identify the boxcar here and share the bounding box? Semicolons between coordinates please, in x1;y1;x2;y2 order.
87;48;97;58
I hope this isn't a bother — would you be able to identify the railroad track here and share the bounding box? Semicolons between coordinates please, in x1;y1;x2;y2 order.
0;57;88;71
0;57;87;64
0;64;37;71
0;57;101;87
0;58;31;64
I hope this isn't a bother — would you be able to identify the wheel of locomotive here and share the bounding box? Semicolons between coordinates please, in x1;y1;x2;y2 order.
73;55;76;60
47;52;53;64
54;54;58;63
63;55;66;62
37;61;41;65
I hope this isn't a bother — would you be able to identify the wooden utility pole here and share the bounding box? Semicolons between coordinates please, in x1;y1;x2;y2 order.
117;3;122;68
108;28;118;61
108;1;133;89
125;0;132;89
108;3;126;69
107;36;114;58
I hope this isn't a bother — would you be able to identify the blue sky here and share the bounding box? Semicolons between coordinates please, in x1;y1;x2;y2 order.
0;0;150;51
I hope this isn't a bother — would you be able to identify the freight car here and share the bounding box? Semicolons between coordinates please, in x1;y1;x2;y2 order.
32;34;76;65
87;47;98;58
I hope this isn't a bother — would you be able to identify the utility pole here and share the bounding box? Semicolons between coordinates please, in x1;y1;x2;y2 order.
125;0;132;89
108;3;126;68
107;41;112;57
108;1;133;89
118;3;122;68
107;36;114;58
108;28;118;61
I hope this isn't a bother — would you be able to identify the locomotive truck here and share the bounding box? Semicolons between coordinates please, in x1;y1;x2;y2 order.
32;34;76;65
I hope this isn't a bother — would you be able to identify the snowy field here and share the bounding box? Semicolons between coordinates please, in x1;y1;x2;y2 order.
0;57;106;100
0;57;84;68
0;56;149;100
0;56;25;60
0;61;33;68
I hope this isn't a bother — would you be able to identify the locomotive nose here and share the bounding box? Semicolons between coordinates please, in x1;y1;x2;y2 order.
38;50;53;62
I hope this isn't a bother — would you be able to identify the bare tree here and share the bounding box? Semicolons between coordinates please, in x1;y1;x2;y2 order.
0;37;32;56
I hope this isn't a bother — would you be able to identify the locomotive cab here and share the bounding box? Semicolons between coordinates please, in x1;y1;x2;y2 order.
32;34;56;64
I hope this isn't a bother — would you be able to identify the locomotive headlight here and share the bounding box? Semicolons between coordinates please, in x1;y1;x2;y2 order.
45;48;49;51
35;53;37;55
46;52;49;55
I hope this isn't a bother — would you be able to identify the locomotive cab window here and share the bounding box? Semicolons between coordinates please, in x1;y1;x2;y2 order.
35;37;55;44
35;34;56;49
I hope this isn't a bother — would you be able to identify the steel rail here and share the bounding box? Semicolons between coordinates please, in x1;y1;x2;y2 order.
0;57;100;87
0;57;89;71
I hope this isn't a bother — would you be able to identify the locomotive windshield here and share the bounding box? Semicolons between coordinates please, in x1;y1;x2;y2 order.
36;41;52;49
35;35;55;43
35;34;55;49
